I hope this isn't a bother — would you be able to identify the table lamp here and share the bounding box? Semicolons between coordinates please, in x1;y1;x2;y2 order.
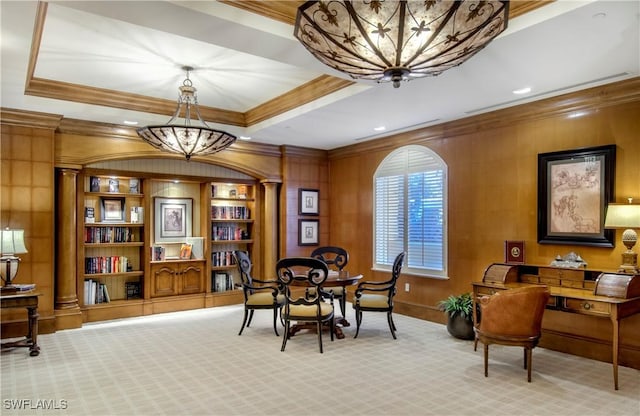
0;228;28;292
604;199;640;274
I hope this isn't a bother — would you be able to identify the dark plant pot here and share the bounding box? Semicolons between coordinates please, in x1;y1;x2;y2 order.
446;313;475;340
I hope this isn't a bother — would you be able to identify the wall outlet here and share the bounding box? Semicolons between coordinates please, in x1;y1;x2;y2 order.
404;283;410;292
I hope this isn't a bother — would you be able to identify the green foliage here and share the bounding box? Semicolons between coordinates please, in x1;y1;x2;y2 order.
438;292;474;321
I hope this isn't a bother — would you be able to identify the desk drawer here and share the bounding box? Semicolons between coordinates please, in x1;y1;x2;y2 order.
563;298;610;316
539;277;560;286
540;268;584;281
475;286;502;297
561;280;586;289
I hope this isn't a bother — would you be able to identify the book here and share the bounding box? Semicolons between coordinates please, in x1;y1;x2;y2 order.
108;178;119;193
151;246;165;261
180;243;192;260
129;178;139;194
90;176;101;192
130;206;144;223
84;207;95;224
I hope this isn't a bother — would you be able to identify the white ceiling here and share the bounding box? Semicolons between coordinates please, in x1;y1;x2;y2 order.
1;1;639;150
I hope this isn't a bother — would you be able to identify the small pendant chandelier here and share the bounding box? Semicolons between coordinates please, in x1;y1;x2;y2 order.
137;66;236;161
295;1;509;88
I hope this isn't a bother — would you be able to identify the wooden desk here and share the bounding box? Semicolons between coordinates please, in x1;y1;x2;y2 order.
289;271;362;339
1;292;41;356
472;264;640;390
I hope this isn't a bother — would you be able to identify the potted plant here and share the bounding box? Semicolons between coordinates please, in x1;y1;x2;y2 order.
438;292;475;340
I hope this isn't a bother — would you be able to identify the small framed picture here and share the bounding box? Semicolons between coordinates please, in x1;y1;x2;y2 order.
89;176;101;192
299;188;319;215
129;178;140;194
505;240;525;264
108;178;120;193
101;197;125;222
299;219;319;246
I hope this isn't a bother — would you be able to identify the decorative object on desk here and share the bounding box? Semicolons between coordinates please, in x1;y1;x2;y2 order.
298;219;319;246
129;178;140;194
438;293;475;340
550;252;587;269
101;197;125;222
179;243;192;260
84;207;95;224
0;228;28;293
136;66;236;161
294;1;509;88
108;178;119;193
154;197;192;243
505;240;525;264
298;188;319;215
604;198;640;274
537;145;615;247
130;206;143;224
89;176;100;192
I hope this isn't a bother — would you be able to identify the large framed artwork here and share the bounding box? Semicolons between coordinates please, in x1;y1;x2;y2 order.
537;145;615;247
154;197;193;243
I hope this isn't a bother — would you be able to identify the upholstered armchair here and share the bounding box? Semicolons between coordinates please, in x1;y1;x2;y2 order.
234;250;284;336
353;252;405;339
276;257;334;353
310;246;349;317
475;286;551;382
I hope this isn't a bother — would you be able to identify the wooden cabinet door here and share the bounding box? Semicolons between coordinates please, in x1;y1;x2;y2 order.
150;264;179;297
180;263;204;294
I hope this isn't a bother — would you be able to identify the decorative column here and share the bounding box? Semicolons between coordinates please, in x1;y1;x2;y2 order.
55;168;79;310
261;181;279;278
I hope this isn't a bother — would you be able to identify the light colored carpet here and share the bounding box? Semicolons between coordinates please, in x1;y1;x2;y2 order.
1;304;639;416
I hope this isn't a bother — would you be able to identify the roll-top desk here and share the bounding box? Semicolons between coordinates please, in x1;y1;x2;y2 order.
472;263;640;390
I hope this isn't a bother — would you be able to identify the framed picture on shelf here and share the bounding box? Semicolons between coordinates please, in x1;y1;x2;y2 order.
298;219;319;246
537;145;615;247
154;197;193;243
129;178;140;194
108;178;119;193
299;188;319;215
101;197;125;222
89;176;101;192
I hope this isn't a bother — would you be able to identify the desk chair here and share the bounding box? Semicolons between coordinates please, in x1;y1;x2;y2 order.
310;246;349;317
475;285;550;382
353;252;405;339
277;257;334;353
234;250;284;336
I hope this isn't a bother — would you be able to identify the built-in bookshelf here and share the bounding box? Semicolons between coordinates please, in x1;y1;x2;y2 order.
78;173;146;307
209;182;255;295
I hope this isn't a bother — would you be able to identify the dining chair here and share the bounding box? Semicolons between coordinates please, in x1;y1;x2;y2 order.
475;285;550;382
276;257;334;353
310;246;349;317
353;252;405;339
233;250;284;336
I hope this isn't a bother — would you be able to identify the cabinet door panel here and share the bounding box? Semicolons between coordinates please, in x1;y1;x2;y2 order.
151;265;178;297
181;264;204;294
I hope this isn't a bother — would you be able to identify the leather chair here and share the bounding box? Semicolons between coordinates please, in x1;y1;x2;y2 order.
353;252;405;339
234;250;284;336
276;257;334;353
475;286;551;382
310;246;349;317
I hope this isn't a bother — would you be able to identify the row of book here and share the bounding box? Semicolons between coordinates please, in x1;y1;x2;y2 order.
211;205;250;220
212;251;236;267
211;226;248;241
211;272;235;293
84;279;110;304
84;226;135;243
85;256;129;274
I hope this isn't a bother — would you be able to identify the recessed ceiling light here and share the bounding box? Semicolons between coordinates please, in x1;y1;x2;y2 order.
374;126;386;132
123;120;138;125
512;87;531;95
239;136;252;141
567;111;588;119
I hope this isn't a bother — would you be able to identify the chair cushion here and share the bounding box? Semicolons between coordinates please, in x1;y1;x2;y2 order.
357;294;389;308
288;302;333;318
247;292;284;306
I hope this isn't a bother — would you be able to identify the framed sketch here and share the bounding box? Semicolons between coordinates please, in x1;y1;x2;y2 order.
154;197;193;243
100;197;125;222
537;145;615;247
299;188;319;215
298;219;319;246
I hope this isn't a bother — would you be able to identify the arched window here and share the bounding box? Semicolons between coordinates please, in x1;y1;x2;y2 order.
373;145;448;278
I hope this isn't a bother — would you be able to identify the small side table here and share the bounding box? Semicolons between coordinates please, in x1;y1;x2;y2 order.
1;292;41;356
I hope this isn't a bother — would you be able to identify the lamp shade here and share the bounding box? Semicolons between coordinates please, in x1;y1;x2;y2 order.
0;229;28;255
604;204;640;229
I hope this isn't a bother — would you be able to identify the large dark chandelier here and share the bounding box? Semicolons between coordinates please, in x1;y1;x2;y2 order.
295;1;509;88
137;66;236;161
